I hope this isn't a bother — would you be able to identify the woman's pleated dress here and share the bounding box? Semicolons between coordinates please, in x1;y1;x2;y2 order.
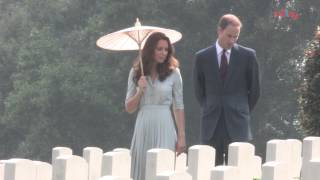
125;68;184;180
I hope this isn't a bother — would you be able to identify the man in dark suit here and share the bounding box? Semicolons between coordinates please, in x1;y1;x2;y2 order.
193;14;260;165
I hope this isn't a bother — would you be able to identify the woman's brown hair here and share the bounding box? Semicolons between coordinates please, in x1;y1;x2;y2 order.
133;32;179;83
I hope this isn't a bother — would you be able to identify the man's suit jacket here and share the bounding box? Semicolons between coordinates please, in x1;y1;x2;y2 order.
193;43;260;142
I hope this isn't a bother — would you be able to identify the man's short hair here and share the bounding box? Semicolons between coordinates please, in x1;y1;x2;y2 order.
218;14;242;30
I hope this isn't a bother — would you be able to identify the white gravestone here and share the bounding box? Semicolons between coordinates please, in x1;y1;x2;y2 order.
52;155;88;180
266;139;290;163
33;161;52;180
4;158;37;180
0;160;7;180
83;147;103;180
101;151;131;178
286;139;302;180
301;136;320;180
175;153;187;172
157;171;192;180
113;148;130;153
98;176;132;180
308;160;320;180
262;161;289;180
52;147;72;163
228;142;256;180
210;165;239;180
252;155;262;179
187;145;215;180
145;149;175;180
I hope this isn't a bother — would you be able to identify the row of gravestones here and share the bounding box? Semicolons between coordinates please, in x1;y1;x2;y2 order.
0;136;319;180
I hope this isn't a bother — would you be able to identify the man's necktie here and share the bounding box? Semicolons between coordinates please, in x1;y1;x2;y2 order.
220;49;228;80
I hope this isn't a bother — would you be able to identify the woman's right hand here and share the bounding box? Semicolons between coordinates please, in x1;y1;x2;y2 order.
137;76;147;93
125;75;147;113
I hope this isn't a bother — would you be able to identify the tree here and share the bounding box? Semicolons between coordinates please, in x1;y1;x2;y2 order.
0;0;134;160
0;0;319;161
299;28;320;136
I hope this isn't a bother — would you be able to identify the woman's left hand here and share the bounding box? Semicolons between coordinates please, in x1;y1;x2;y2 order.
175;136;186;156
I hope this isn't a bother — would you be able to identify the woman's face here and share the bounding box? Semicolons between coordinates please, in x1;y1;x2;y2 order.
153;39;169;64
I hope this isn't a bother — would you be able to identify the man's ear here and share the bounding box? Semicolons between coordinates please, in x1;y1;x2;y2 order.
217;27;222;36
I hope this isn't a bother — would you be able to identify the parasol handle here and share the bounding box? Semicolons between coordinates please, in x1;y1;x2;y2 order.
136;18;144;76
138;44;144;76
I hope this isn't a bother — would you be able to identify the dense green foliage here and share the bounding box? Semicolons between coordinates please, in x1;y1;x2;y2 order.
299;29;320;136
0;0;319;161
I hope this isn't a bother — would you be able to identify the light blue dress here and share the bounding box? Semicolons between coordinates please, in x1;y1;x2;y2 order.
125;68;184;180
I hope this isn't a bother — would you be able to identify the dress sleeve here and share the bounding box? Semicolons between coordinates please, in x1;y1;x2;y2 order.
172;68;184;110
125;68;137;104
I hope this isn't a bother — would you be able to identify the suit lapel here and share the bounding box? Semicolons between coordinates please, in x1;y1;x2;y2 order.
224;44;239;87
209;45;222;84
212;46;220;75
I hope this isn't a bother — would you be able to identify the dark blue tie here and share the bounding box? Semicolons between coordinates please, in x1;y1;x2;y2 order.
220;49;228;80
